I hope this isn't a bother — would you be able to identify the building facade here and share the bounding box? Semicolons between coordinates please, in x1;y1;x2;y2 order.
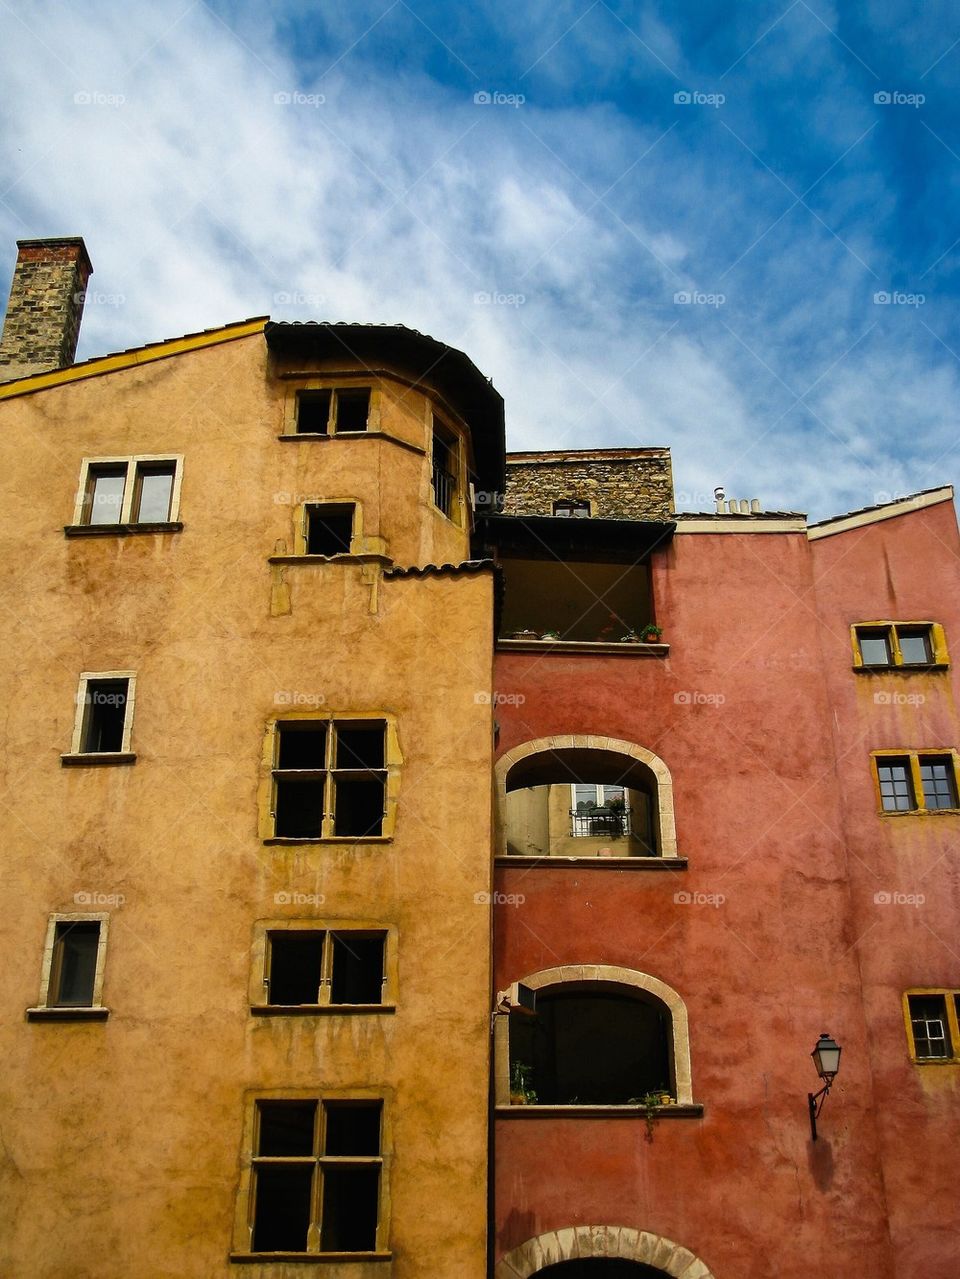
1;238;959;1278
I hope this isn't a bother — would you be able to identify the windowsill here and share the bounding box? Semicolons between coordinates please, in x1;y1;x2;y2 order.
263;836;391;845
26;1005;109;1021
496;855;687;871
268;554;393;567
497;639;669;657
913;1058;960;1066
251;1003;396;1016
60;752;137;767
231;1251;392;1264
854;664;948;673
495;1103;704;1118
879;808;960;817
64;522;183;537
278;431;376;440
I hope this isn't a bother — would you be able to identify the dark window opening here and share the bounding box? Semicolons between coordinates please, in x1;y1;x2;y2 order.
432;425;458;517
50;921;100;1006
80;679;129;753
320;1166;379;1252
305;505;354;556
324;1102;381;1155
336;725;385;770
252;1165;313;1253
919;756;958;809
297;390;332;434
510;987;671;1105
909;994;952;1059
331;934;385;1004
334;389;371;433
259;1101;317;1156
277;722;327;769
268;932;325;1005
275;779;324;837
553;500;590;518
334;776;385;837
84;466;126;526
877;758;915;812
132;464;175;523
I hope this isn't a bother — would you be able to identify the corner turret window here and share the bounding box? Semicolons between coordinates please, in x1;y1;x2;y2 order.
295;388;371;435
431;421;460;519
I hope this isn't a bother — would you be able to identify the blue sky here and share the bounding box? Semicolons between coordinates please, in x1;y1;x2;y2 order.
1;0;958;518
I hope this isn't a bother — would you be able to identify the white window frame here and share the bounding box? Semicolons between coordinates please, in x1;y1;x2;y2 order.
72;455;184;526
569;783;631;836
69;670;138;756
31;912;110;1013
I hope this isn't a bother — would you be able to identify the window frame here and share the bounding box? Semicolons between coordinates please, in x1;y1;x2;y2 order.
293;500;359;557
259;712;401;843
872;749;960;814
26;912;110;1020
62;670;137;765
71;455;184;529
430;414;465;526
285;384;379;437
553;499;592;518
852;621;948;670
249;919;397;1013
903;989;960;1064
231;1088;392;1261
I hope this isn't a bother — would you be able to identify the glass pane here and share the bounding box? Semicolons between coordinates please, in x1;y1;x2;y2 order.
252;1165;313;1252
919;757;958;809
858;632;891;666
258;1101;317;1156
899;630;932;664
320;1165;379;1252
86;470;126;525
51;921;99;1006
573;784;597;812
877;761;915;811
133;467;174;522
323;1102;381;1155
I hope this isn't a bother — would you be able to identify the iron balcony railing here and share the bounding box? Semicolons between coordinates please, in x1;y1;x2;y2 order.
570;808;632;838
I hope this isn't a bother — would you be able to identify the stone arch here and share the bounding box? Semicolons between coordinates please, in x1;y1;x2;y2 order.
495;735;678;858
495;1226;716;1278
514;965;693;1105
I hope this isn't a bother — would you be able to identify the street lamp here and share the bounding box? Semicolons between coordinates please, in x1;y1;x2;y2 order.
808;1032;842;1141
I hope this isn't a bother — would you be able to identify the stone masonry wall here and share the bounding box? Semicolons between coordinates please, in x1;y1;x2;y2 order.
0;239;92;380
503;448;674;520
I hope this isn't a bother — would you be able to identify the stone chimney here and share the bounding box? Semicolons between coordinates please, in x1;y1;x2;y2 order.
0;237;93;381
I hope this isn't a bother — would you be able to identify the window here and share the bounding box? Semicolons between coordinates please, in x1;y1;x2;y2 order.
570;783;630;837
853;622;947;669
905;991;960;1063
73;456;182;528
432;421;459;518
63;672;136;763
553;500;590;517
265;717;394;841
295;388;371;435
303;504;354;556
235;1097;386;1258
27;913;109;1018
260;929;387;1009
874;751;960;813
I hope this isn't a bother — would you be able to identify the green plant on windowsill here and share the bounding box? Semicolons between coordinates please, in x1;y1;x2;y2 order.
639;623;663;642
634;1088;672;1139
510;1061;537;1105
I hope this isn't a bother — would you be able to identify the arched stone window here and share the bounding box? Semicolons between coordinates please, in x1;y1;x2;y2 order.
495;736;678;860
495;966;694;1107
495;1226;716;1278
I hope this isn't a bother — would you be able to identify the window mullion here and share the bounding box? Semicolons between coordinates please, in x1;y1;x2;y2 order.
118;460;136;524
908;754;924;811
890;625;903;667
947;990;960;1062
320;932;332;1005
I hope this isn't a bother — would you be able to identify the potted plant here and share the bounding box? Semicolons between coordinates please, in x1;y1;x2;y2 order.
639;623;663;642
619;630;642;642
541;629;561;641
638;1090;663;1140
510;1061;537;1105
513;628;540;640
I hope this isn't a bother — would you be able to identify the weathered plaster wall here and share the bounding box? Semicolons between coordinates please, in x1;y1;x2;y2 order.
503;449;674;520
492;529;894;1279
0;333;493;1278
810;500;960;1279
